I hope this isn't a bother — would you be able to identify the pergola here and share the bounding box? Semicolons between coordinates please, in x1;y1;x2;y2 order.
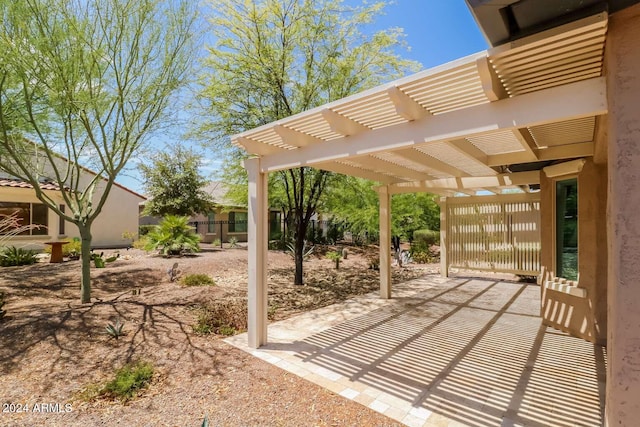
232;13;608;348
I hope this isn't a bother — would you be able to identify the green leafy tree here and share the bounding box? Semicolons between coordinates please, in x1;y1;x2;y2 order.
140;146;213;217
324;177;440;242
0;0;198;302
199;0;419;285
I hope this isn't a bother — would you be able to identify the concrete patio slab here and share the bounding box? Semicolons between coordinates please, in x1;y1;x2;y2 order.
226;275;606;427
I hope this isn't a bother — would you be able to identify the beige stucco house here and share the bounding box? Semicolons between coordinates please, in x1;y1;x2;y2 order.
233;1;640;425
0;172;145;250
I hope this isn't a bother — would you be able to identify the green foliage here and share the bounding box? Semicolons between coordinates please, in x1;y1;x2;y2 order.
0;0;198;303
144;215;200;256
413;229;440;247
105;319;125;340
140;146;214;217
212;238;222;247
101;361;154;402
0;291;6;320
0;246;37;267
193;299;248;335
91;251;119;268
326;251;341;269
227;236;238;248
411;250;437;264
181;274;215;287
393;194;440;241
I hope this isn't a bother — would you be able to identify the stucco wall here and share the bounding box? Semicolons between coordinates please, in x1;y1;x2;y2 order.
0;180;143;250
606;3;640;425
539;158;607;344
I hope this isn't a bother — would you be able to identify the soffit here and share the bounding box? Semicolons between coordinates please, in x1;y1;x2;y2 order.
231;13;608;196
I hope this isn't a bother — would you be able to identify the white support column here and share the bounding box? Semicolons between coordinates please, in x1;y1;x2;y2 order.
244;158;268;348
379;186;391;299
439;197;449;278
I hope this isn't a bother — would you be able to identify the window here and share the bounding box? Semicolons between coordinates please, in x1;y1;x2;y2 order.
0;202;48;235
555;178;578;280
59;204;66;235
228;211;248;233
207;212;216;234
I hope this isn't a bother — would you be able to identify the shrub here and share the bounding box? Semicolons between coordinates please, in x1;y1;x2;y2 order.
0;247;37;267
212;238;221;247
227;236;238;248
181;274;215;287
193;298;248;335
101;361;154;402
412;250;436;264
143;215;200;256
413;229;440;247
132;237;148;250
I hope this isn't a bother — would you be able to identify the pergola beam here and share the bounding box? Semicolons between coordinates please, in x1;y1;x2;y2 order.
322;108;369;136
356;156;436;181
274;125;323;147
388;170;540;194
393;148;469;178
258;77;607;173
314;161;399;185
476;56;508;101
387;86;430;121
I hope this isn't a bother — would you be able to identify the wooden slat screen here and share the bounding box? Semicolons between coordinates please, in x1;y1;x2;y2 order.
445;194;541;276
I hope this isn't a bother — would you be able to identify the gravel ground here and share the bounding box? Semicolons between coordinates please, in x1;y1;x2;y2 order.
0;244;435;426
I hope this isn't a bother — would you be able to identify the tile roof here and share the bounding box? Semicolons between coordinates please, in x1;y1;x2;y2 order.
0;178;61;191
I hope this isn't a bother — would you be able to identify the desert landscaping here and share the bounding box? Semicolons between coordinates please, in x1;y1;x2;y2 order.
0;243;436;426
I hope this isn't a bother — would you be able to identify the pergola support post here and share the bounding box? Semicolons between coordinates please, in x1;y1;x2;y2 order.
439;197;449;278
244;158;268;348
379;186;391;299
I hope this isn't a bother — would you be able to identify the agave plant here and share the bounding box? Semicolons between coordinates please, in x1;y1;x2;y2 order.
105;318;125;339
143;215;200;256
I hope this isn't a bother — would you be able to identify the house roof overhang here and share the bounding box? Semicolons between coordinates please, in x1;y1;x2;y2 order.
231;12;608;197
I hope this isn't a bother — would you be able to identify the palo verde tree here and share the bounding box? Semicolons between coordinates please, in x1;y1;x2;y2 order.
0;0;198;303
200;0;418;285
140;146;213;217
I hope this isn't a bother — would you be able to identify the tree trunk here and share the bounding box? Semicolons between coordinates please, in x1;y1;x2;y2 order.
294;225;304;285
78;225;93;303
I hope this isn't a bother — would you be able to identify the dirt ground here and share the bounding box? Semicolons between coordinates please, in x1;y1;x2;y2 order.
0;243;437;426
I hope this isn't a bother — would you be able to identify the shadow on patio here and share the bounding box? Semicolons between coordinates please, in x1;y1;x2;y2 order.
227;276;606;427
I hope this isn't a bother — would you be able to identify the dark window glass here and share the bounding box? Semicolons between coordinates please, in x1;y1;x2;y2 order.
556;178;578;280
32;204;48;235
229;211;248;233
59;205;65;235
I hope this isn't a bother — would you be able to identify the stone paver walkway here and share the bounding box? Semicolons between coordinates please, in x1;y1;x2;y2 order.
226;275;606;427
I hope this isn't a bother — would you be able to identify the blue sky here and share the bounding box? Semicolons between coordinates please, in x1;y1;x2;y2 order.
361;1;488;68
120;1;488;194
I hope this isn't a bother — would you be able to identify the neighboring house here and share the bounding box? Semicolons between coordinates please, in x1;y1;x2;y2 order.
139;181;282;243
0;172;145;250
235;1;640;425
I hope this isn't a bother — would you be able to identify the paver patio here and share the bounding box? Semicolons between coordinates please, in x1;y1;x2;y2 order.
226;275;606;427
